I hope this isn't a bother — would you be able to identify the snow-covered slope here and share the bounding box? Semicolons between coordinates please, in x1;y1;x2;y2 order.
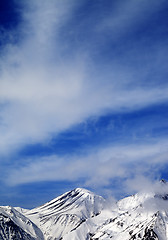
91;190;168;239
2;183;168;240
25;188;106;240
0;206;44;239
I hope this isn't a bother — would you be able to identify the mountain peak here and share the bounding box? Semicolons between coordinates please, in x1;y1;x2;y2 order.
160;179;167;184
2;187;168;240
74;187;92;193
73;187;98;197
25;187;105;240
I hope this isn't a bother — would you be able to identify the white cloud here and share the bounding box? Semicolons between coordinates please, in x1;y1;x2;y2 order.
125;176;168;212
0;0;168;158
6;139;168;188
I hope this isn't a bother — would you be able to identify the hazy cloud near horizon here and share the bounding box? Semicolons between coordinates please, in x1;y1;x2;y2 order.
0;0;168;196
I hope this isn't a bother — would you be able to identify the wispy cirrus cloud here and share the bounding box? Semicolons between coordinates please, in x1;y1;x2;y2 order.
0;0;168;156
0;0;168;201
98;0;167;35
6;138;168;189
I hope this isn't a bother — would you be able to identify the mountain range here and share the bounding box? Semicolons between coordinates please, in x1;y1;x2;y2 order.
1;181;168;239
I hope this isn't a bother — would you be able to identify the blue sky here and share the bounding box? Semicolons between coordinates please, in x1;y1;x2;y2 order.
0;0;168;208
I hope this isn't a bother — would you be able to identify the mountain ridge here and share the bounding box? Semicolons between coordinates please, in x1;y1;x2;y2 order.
1;184;168;239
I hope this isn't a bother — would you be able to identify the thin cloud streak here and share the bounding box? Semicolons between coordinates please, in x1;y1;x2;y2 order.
98;0;166;36
6;139;168;188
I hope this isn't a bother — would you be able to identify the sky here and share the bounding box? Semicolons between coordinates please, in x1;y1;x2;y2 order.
0;0;168;208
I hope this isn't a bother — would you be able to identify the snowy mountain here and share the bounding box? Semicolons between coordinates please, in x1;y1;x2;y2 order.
91;193;167;240
25;188;106;240
90;181;168;240
1;183;168;239
0;205;43;239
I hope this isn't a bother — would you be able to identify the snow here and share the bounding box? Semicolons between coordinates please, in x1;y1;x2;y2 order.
1;183;168;239
25;188;106;240
0;206;43;239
